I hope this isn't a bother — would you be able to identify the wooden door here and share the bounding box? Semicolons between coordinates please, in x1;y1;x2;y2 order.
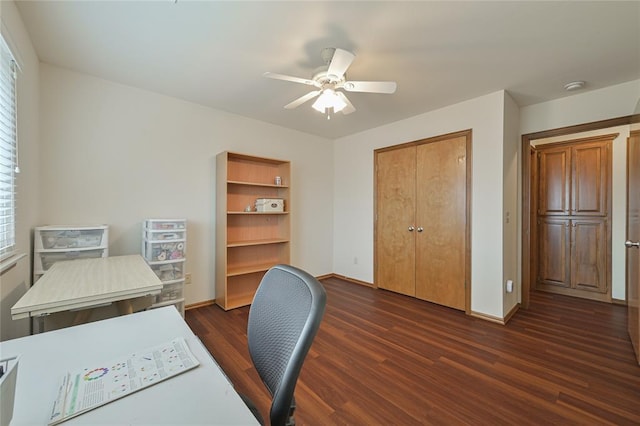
414;136;467;310
375;146;416;296
538;147;570;216
627;130;640;364
571;218;607;293
537;218;571;289
572;142;608;215
535;136;612;302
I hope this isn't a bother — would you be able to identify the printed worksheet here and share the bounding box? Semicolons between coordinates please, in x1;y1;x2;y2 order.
48;337;199;425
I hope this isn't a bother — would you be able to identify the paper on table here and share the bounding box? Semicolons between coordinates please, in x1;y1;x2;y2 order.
48;337;200;425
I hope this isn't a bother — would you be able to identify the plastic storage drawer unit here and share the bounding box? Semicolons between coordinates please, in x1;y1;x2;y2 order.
142;219;186;318
143;240;185;262
33;225;109;283
144;229;186;241
35;249;107;273
149;261;184;281
37;228;106;250
144;219;186;230
155;282;184;304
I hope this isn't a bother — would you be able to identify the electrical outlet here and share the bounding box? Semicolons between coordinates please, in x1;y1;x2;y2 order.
185;273;192;285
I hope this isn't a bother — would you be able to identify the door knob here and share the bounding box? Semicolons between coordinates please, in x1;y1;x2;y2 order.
408;226;415;232
625;240;640;249
417;227;424;233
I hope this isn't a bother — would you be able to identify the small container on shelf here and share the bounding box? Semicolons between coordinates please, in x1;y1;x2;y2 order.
255;198;284;212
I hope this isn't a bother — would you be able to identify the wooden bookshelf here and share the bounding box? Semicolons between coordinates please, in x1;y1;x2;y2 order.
215;152;291;310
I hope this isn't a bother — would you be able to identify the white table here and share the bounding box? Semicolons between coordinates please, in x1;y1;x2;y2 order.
0;306;259;425
11;255;163;324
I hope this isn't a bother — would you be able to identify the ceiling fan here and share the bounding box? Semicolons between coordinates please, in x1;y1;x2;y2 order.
264;48;397;118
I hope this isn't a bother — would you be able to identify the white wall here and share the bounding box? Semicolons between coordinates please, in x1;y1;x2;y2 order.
520;80;640;135
0;0;40;340
39;64;334;305
334;91;507;318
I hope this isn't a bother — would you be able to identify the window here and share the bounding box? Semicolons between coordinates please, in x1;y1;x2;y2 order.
0;35;17;261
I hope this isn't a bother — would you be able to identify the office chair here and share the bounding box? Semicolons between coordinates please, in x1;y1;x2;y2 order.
244;264;327;426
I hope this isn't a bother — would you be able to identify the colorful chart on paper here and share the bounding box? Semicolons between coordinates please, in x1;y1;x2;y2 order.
49;337;200;426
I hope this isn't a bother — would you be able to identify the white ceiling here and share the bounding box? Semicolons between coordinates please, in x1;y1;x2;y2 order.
15;1;640;139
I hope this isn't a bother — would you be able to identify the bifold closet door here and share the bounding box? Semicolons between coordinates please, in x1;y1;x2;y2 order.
375;146;416;296
414;136;467;310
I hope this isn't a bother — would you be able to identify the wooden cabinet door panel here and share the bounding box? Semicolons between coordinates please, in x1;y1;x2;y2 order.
534;136;612;302
571;219;607;293
572;143;608;216
414;137;466;310
538;218;570;288
538;148;570;215
375;146;416;296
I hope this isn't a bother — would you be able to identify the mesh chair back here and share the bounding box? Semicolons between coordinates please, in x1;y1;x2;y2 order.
247;264;327;426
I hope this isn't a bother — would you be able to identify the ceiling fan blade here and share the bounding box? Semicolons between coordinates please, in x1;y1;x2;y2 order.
343;80;397;94
264;72;320;87
284;90;321;109
327;48;355;80
336;92;356;115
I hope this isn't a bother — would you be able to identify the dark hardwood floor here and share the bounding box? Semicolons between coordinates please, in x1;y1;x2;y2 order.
186;277;640;425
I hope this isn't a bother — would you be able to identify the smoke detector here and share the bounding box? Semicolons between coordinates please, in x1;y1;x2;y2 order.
564;81;585;91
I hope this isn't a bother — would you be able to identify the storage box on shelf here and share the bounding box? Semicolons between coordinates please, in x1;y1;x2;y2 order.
216;152;291;310
255;198;284;212
33;225;109;283
142;219;186;317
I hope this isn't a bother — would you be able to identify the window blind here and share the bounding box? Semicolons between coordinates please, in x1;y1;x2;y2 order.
0;36;17;260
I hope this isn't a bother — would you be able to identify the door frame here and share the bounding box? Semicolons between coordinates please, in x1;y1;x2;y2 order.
627;128;640;364
374;129;472;313
520;116;633;308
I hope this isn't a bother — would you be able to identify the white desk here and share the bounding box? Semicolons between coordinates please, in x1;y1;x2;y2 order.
11;255;163;323
0;306;259;425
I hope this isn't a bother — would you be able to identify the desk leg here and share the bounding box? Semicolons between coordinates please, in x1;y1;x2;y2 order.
116;300;134;316
33;316;46;334
72;309;93;326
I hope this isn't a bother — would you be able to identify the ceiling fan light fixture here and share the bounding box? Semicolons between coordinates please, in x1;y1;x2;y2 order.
312;89;347;114
264;47;396;117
